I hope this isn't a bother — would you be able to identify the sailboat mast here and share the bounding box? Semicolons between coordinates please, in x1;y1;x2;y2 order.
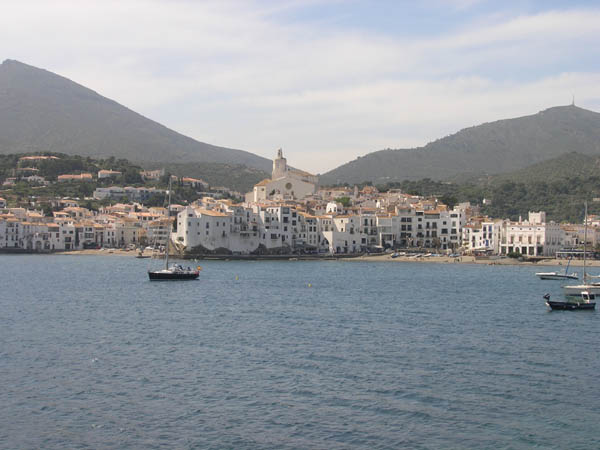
166;178;172;270
583;200;588;281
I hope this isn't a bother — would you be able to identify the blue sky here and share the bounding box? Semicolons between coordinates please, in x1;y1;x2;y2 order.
1;0;599;173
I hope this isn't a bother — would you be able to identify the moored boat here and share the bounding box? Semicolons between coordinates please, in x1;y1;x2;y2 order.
562;283;600;298
148;264;199;280
536;272;578;280
147;179;201;281
544;292;596;310
562;202;598;297
537;257;577;280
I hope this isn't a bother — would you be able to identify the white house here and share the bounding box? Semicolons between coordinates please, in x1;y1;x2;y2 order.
98;169;122;179
462;218;502;254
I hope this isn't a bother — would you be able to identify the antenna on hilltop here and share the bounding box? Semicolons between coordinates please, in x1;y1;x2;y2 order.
572;94;575;106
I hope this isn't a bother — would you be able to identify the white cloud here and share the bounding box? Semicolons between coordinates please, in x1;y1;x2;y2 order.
0;1;599;173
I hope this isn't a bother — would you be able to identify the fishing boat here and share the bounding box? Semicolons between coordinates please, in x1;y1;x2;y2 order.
544;292;596;311
148;180;200;281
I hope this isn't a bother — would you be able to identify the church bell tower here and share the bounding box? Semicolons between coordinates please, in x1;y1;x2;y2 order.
272;148;287;179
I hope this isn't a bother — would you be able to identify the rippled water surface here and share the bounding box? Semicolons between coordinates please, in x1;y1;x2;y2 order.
2;255;600;449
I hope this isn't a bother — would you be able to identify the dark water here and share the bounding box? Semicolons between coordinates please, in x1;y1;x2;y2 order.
1;255;599;449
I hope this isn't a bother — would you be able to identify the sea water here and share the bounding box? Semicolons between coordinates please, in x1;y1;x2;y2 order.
1;255;599;449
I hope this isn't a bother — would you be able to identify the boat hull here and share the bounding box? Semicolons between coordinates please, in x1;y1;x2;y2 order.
148;271;199;281
562;285;600;297
536;273;577;280
546;300;596;311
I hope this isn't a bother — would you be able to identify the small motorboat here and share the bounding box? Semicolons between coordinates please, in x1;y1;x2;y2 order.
543;292;596;311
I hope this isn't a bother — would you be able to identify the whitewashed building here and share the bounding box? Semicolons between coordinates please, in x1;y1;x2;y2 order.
462;218;503;254
499;212;564;257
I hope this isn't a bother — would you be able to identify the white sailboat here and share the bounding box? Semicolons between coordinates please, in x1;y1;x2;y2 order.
148;180;199;281
536;257;578;280
562;201;599;299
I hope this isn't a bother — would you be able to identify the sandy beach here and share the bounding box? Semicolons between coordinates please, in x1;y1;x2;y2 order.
56;248;600;267
352;253;600;267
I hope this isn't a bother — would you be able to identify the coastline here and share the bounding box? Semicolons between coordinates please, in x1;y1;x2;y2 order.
50;249;600;267
348;253;600;267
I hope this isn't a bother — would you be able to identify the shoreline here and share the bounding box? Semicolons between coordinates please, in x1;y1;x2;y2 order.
346;254;600;266
355;254;600;268
45;249;600;267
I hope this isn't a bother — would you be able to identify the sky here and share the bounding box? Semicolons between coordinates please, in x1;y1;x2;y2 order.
1;0;600;173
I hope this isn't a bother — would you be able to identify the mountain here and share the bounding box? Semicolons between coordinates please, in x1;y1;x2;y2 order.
0;59;271;171
321;105;600;185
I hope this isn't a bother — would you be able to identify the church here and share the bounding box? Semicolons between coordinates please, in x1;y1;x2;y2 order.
247;149;318;203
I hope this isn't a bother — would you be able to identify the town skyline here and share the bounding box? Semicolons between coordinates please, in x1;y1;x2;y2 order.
2;150;598;259
2;1;599;173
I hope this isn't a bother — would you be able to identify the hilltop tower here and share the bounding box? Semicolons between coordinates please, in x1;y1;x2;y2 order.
272;148;287;180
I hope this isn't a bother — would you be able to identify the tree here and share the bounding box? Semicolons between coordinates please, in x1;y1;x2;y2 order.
335;196;352;207
121;168;143;185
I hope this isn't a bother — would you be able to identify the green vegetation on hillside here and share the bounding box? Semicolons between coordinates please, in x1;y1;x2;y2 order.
322;105;600;185
0;152;143;183
375;176;600;223
325;152;600;222
145;162;269;193
0;153;251;210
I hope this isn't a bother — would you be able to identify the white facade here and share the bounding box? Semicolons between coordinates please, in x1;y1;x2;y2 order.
499;212;564;257
98;170;122;179
394;206;465;250
93;186;164;202
321;215;366;253
462;219;502;253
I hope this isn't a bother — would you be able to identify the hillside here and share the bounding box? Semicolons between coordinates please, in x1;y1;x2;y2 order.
485;152;600;185
145;162;269;193
375;152;600;223
0;59;271;171
322;105;600;185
